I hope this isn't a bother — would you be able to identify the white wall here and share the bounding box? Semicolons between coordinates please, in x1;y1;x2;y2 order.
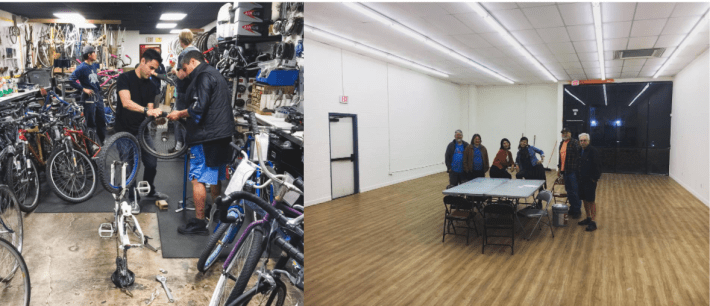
305;39;466;206
123;30;178;67
669;49;709;206
467;84;559;166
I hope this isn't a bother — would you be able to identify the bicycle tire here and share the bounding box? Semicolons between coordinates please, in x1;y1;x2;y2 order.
0;237;31;306
197;222;232;273
107;82;118;113
137;117;188;159
5;155;40;213
96;132;141;194
230;276;286;306
46;146;97;203
0;184;23;254
212;225;263;306
226;226;267;304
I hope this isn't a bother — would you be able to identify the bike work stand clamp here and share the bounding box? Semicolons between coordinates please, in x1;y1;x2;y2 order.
175;146;194;212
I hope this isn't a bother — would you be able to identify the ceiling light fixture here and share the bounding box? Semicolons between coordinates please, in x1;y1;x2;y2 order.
160;13;187;21
169;29;182;34
565;88;586;105
653;9;709;78
76;23;96;29
628;83;650;106
468;2;557;82
603;84;607;106
592;3;606;80
156;23;177;29
343;2;513;84
53;13;86;24
306;25;449;78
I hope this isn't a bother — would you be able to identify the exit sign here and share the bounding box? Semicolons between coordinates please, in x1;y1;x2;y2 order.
339;96;348;104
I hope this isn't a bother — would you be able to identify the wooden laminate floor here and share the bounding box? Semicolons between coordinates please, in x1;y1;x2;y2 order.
305;172;709;306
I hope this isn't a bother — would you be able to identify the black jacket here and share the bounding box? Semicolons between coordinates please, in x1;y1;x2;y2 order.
184;62;235;146
579;145;602;181
445;139;469;172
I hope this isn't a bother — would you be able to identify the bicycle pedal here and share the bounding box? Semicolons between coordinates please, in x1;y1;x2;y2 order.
99;222;114;238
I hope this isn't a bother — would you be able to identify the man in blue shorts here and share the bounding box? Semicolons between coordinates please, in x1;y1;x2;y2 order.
168;50;234;235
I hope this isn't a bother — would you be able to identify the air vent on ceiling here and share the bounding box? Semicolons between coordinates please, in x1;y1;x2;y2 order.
613;48;665;59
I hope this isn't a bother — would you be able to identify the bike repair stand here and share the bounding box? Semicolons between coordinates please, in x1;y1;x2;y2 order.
175;149;194;212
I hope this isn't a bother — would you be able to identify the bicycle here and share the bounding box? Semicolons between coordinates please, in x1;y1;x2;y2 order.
0;237;30;306
95;132;148;288
0;184;23;254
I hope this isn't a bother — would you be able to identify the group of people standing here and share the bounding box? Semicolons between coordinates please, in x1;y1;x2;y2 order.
444;127;601;232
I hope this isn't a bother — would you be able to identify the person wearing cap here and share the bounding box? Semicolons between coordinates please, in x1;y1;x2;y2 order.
169;29;200;152
445;129;468;186
557;128;583;219
115;48;168;214
577;133;601;231
68;45;107;143
167;50;234;235
463;134;489;180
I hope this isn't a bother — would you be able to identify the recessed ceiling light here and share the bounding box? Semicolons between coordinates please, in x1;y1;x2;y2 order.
156;23;177;29
169;29;182;34
160;13;187;21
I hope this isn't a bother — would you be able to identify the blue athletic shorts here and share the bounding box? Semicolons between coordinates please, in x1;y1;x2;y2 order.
189;144;227;185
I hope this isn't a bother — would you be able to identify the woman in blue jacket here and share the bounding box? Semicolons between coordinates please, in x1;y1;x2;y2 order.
515;137;546;182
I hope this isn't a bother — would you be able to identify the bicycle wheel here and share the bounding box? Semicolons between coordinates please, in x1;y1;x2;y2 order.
198;222;234;273
231;277;286;306
0;185;23;253
226;226;267;304
107;82;118;113
137;117;188;159
5;155;40;213
0;237;30;306
211;225;263;306
46;146;97;203
96;132;141;194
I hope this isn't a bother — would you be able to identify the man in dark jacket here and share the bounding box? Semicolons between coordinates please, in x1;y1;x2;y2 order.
444;129;468;186
577;133;601;231
168;50;235;235
69;45;107;143
557;128;583;219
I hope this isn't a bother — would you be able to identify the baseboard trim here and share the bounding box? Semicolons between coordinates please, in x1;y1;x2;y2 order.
669;173;709;207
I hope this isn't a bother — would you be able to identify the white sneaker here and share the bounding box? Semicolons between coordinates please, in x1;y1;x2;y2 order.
131;200;141;215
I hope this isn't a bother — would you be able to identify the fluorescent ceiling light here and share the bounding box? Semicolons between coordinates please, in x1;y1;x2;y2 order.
160;13;187;21
343;2;513;84
76;23;96;29
53;13;86;24
654;9;709;78
170;29;182;34
628;84;650;106
305;25;448;78
565;88;586;105
603;84;607;106
156;23;177;29
592;3;606;80
467;2;557;82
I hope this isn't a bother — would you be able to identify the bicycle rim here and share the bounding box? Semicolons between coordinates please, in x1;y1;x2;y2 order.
0;238;30;306
8;155;40;212
48;149;96;202
220;226;262;305
238;276;287;306
97;132;141;193
0;185;23;254
138;117;188;159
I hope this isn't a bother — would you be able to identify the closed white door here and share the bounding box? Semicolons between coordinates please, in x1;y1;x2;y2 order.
329;115;356;199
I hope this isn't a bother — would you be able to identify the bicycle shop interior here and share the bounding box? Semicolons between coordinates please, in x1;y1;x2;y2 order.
305;2;709;305
0;2;304;305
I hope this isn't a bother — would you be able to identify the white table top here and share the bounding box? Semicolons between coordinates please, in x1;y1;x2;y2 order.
0;87;48;103
443;177;545;199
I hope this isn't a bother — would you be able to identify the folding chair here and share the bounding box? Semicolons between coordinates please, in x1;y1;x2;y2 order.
482;202;516;255
551;176;568;205
516;190;555;240
442;195;479;245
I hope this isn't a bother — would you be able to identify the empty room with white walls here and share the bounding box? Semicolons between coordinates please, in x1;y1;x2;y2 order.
304;2;710;305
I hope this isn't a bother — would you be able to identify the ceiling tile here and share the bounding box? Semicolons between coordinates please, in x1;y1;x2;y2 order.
398;3;451;17
582;61;600;69
439;2;477;15
547;42;576;54
556;53;580;62
603;21;632;39
566;68;586;74
604;38;629;51
644;58;667;66
671;2;710;18
365;3;421;21
621;72;640;78
577;52;599;62
569;74;588;80
567;25;596;41
423;16;475;35
685;30;710;46
536;54;559;64
511;29;544;45
605;61;624;68
638;71;655;77
453;34;493;49
527;44;553;56
573;40;598;53
634;3;675;20
606;66;623;73
500;48;524;58
624;59;647;66
558;3;594;26
627;36;658;49
675;43;709;58
604;51;614;59
476;47;509;58
480;32;516;47
491;9;534;31
662;17;701;35
602;2;636;23
661;47;676;57
522;6;565;28
561;62;583;70
398;17;443;38
630;19;667;37
481;2;519;11
517;3;557;8
537;27;571;43
453;13;498;34
654;34;685;48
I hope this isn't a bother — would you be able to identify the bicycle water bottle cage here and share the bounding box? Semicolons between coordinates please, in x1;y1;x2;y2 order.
136;181;151;197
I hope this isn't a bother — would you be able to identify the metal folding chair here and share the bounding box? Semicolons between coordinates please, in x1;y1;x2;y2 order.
516;190;555;240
